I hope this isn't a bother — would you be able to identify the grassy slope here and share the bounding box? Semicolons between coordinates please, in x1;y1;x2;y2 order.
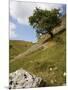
10;31;66;86
9;40;33;60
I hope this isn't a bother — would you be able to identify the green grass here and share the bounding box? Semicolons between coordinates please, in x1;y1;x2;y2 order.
9;31;66;86
9;40;33;60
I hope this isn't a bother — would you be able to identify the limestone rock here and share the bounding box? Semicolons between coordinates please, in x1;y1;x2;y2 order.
9;68;46;89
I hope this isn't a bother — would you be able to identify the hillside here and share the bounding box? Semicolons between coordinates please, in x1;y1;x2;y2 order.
10;16;66;62
9;40;33;60
10;30;66;86
9;16;66;86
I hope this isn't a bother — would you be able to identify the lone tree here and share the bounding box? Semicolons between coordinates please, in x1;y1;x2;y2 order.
29;8;61;38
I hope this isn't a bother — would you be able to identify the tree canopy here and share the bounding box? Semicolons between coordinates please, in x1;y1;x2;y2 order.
29;8;61;38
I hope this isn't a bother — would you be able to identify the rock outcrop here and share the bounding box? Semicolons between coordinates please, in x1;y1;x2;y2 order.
9;68;46;89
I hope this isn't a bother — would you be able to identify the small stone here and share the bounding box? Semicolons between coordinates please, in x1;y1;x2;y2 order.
50;68;53;71
63;72;66;77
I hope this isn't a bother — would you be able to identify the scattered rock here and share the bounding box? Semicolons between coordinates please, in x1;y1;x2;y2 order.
63;72;66;77
9;68;46;89
49;68;53;71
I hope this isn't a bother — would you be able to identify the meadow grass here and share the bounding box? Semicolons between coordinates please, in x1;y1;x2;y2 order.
9;31;66;86
9;40;33;60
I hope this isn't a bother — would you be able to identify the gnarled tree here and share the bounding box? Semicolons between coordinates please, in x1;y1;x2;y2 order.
29;8;61;38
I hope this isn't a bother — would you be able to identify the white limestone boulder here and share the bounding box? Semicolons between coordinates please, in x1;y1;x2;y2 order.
9;68;46;89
